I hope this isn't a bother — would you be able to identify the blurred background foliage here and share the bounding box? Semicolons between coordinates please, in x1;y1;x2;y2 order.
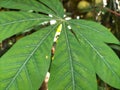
62;0;120;40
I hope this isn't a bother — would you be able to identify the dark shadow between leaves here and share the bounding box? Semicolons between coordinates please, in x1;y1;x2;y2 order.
106;43;120;58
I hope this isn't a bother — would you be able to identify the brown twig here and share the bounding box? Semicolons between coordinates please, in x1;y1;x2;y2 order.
104;7;120;16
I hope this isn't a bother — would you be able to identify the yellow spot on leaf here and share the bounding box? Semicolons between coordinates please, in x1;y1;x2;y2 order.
46;56;48;59
52;56;54;60
56;24;62;32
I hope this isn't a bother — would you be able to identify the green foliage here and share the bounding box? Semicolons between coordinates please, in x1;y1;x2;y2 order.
0;12;52;41
0;0;120;90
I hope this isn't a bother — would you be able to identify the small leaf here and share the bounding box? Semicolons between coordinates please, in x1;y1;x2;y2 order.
107;43;120;51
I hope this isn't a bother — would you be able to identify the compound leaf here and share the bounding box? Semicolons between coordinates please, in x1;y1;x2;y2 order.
0;0;120;89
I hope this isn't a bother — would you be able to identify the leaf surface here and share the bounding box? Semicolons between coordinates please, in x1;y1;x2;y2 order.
0;0;120;89
48;23;97;90
0;0;55;15
0;25;57;90
0;11;52;41
69;20;120;89
39;0;64;17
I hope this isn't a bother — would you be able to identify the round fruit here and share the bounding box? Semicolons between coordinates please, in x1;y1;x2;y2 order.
85;11;94;19
77;0;90;10
95;0;102;5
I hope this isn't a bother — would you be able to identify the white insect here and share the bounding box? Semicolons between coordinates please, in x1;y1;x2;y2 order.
103;0;107;7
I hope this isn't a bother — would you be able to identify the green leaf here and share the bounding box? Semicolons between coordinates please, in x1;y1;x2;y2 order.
0;11;52;41
0;25;57;90
0;0;120;89
48;23;97;90
69;20;120;89
39;0;64;17
0;0;55;15
69;19;119;43
108;43;120;51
